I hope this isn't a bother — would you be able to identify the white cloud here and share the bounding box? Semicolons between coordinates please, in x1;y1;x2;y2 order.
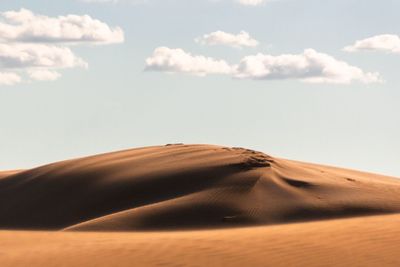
0;9;123;86
28;69;62;81
0;72;21;85
145;47;232;76
344;34;400;54
0;43;88;70
0;9;124;45
195;31;259;48
0;43;87;85
237;0;266;6
234;49;381;84
145;47;381;84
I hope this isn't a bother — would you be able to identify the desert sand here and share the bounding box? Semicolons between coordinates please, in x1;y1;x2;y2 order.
2;214;400;267
1;144;400;266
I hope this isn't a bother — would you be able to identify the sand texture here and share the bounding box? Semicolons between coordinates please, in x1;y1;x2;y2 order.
1;144;400;266
1;214;400;267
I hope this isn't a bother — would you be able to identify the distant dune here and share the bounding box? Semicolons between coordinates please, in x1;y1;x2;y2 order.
1;144;400;231
1;144;400;266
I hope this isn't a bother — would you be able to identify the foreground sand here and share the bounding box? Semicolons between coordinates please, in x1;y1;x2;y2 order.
1;214;400;267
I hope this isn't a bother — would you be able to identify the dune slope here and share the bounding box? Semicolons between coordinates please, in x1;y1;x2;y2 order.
2;214;400;267
0;170;22;179
0;144;400;231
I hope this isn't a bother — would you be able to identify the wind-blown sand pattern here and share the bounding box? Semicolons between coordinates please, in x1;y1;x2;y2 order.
1;144;400;266
2;214;400;267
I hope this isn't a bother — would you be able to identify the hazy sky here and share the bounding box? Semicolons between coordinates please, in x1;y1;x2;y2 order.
0;0;399;177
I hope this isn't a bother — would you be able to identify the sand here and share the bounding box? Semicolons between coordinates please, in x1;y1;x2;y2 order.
1;214;400;267
0;170;21;179
1;144;400;266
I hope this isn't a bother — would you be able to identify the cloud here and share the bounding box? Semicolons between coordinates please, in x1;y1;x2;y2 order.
0;9;124;45
233;49;381;84
195;31;259;48
0;72;21;85
0;9;123;86
0;43;88;70
344;34;400;54
145;47;381;84
28;69;62;81
237;0;266;6
0;43;86;85
145;47;232;76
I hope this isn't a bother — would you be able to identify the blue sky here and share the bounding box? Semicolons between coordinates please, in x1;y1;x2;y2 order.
0;0;399;177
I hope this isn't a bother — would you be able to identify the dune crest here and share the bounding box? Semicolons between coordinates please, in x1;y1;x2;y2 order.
1;144;400;231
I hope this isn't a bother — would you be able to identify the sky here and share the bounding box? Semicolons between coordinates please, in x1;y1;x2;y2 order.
0;0;399;177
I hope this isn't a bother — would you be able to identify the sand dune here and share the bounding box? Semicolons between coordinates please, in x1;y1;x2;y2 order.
0;170;21;179
1;214;400;267
2;144;400;266
1;144;400;231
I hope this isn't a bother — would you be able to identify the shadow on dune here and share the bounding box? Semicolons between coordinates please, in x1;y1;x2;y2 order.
1;144;400;231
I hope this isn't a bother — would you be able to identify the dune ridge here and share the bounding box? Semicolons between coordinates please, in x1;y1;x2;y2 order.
0;170;22;179
1;144;400;231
